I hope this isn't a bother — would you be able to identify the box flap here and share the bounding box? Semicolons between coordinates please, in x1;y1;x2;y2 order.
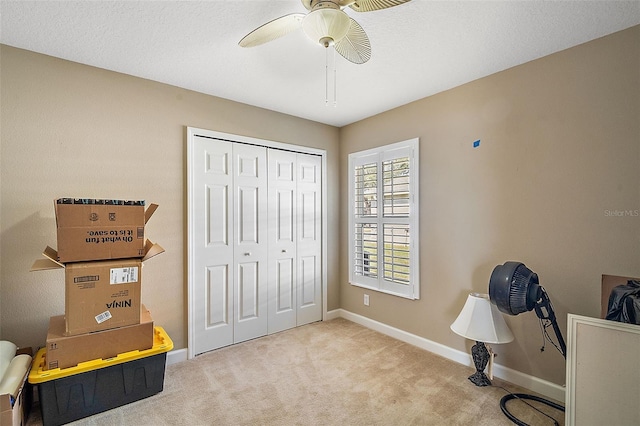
32;240;162;270
42;246;63;265
30;247;64;271
30;258;63;272
142;240;164;262
144;203;159;224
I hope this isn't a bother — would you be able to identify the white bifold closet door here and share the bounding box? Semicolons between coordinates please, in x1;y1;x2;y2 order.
191;135;321;355
267;149;322;334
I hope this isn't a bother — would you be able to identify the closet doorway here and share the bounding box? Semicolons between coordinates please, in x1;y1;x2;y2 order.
187;127;326;358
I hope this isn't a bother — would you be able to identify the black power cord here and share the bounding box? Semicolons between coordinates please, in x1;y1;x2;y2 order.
538;317;563;355
494;386;564;426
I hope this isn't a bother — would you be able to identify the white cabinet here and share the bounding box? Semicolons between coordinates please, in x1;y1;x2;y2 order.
565;314;640;425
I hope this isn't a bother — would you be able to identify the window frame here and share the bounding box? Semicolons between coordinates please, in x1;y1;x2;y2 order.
348;138;420;300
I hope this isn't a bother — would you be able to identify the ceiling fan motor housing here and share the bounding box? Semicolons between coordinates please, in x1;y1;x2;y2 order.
489;261;541;316
302;4;351;46
302;0;353;11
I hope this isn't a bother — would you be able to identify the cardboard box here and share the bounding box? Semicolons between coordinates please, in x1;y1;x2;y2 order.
0;348;32;426
45;306;154;370
64;258;142;335
0;371;29;426
54;198;158;263
31;241;164;336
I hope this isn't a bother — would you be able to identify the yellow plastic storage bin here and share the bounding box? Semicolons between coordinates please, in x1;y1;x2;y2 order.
29;326;173;426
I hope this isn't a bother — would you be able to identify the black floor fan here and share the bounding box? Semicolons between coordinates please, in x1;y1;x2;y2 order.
488;261;566;426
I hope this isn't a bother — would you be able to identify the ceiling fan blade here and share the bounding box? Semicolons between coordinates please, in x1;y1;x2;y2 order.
348;0;412;12
334;18;371;64
238;13;305;47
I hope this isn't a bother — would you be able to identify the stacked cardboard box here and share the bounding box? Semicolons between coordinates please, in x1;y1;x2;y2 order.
31;198;164;370
0;346;33;426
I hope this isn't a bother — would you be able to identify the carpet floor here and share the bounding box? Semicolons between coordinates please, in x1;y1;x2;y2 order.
26;318;565;425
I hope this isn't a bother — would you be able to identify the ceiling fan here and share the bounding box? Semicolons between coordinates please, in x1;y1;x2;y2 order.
238;0;413;64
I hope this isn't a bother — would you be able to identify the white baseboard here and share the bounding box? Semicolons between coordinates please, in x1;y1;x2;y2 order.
328;308;565;403
324;309;342;321
166;348;188;366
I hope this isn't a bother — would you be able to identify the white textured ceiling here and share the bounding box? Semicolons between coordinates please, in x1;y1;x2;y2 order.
1;1;639;127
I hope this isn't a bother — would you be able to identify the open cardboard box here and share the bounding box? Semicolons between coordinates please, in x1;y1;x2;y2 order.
31;240;164;335
54;199;159;263
0;347;32;426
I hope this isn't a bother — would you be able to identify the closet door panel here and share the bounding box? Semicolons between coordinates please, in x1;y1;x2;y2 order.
237;186;259;243
237;261;260;320
233;144;268;343
299;255;319;307
276;258;295;311
296;154;322;326
206;265;229;327
191;136;234;355
267;150;297;333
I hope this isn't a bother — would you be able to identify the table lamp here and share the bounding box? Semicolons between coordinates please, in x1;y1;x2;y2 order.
450;292;514;386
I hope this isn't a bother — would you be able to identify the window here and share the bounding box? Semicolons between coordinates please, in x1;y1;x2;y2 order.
348;138;419;299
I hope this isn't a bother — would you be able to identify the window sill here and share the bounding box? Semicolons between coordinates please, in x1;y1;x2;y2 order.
349;280;418;300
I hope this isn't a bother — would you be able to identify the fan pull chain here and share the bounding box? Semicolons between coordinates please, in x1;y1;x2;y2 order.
325;47;329;106
325;46;338;107
333;46;337;107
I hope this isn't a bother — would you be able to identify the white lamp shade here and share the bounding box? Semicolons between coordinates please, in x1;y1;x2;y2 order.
302;8;350;45
450;293;514;344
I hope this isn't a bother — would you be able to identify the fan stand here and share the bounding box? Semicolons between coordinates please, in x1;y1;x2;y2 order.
534;287;567;358
468;341;492;386
488;262;567;424
497;289;566;424
499;393;565;426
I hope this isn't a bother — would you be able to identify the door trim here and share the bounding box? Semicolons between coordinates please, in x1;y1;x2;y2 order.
187;127;328;359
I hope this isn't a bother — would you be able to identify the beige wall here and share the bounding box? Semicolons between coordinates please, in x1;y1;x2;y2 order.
0;45;341;351
338;25;640;385
1;25;638;388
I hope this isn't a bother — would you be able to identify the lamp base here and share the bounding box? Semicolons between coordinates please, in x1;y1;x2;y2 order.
469;341;492;387
468;370;492;387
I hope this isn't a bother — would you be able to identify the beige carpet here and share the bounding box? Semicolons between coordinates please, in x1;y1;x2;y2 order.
26;318;564;425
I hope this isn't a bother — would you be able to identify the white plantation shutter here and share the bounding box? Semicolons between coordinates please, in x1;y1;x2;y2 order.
353;223;377;279
383;224;410;284
354;162;377;218
383;156;410;217
348;138;419;299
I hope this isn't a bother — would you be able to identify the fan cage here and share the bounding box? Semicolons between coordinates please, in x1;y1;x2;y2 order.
489;262;540;316
508;264;534;315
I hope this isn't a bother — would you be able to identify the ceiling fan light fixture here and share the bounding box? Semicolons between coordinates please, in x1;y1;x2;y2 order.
302;8;350;47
